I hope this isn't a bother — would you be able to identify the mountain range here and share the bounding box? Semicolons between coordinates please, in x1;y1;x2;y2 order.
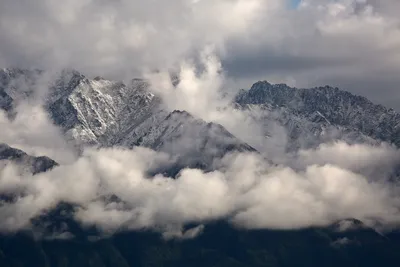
1;68;400;266
2;68;400;154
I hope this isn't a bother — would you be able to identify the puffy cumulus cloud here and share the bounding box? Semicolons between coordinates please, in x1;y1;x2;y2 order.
0;147;175;232
0;68;80;163
1;142;400;236
294;142;400;177
0;104;76;164
147;47;227;122
231;164;399;229
0;0;265;79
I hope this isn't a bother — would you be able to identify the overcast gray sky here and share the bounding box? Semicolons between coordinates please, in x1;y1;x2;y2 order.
0;0;399;109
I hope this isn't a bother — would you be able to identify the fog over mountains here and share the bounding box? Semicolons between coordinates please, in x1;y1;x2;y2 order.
1;66;400;229
1;65;400;266
2;0;400;266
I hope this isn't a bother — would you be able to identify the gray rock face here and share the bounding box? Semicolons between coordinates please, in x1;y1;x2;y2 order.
46;71;162;146
235;81;400;149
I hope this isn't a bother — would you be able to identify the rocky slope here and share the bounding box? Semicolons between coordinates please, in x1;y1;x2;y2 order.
46;72;163;146
235;81;400;150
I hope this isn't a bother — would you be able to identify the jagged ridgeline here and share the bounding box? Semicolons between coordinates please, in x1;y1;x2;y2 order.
2;69;400;153
235;81;400;149
1;68;400;267
1;68;256;172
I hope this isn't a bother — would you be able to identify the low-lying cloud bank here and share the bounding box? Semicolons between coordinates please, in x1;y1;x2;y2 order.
1;141;400;238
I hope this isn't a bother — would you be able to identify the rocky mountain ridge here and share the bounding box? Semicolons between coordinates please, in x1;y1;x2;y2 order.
3;68;400;154
0;68;256;171
236;81;400;149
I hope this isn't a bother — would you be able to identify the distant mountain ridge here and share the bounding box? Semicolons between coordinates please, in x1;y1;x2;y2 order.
235;81;400;150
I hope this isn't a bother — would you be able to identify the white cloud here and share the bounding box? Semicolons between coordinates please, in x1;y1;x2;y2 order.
0;104;76;163
147;49;289;157
1;142;399;235
289;142;400;180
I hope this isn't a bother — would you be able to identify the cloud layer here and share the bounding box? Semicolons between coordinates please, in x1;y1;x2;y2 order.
1;66;399;237
1;142;400;237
